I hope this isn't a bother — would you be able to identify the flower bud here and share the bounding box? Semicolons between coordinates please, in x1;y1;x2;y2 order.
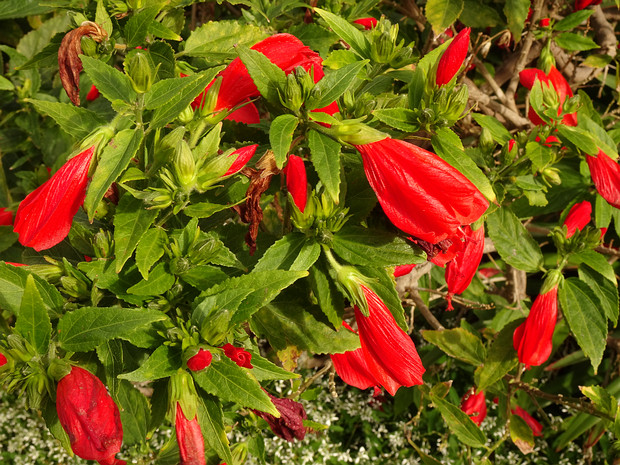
86;84;100;101
173;141;197;192
253;394;307;441
222;344;253;369
479;128;495;152
186;348;213;372
199;309;231;346
175;402;206;465
169;371;198;422
284;155;307;212
280;73;303;113
126;50;152;94
80;36;98;57
460;388;487;426
436;28;470;86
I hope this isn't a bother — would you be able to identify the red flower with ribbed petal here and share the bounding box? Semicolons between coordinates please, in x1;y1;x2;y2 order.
176;402;206;465
330;322;379;391
436;28;470;86
563;200;591;238
586;150;620;209
222;343;253;369
445;224;485;310
284;154;307;212
460;388;487;426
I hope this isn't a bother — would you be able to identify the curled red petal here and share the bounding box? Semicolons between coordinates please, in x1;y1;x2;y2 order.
563;200;591;238
224;144;258;176
587;150;620;209
0;207;13;226
284;154;307;212
512;406;543;436
445;224;485;297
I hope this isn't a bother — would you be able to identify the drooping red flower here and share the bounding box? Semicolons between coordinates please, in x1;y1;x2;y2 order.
436;27;471;86
223;144;258;176
586;150;620;209
353;285;425;395
0;207;12;226
175;402;206;465
86;84;100;101
14;146;95;251
512;406;543;436
354;138;489;244
284;154;307;212
394;264;416;277
563;200;591;238
445;224;485;310
353;17;378;30
222;343;253;369
519;66;577;126
460;388;487;426
254;394;307;441
186;348;213;372
513;286;559;368
56;366;125;465
330;322;379;391
575;0;602;11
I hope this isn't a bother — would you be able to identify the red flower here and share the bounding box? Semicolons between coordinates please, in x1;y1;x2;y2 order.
354;138;489;244
224;144;258;176
0;352;6;366
575;0;602;11
519;66;577;126
353;285;425;395
254;394;307;441
586;150;620;208
0;207;12;226
539;18;550;27
353;17;378;30
512;406;543;436
563;200;591;238
445;225;485;310
460;388;487;426
513;286;558;368
330;323;379;391
284;154;307;212
186;349;213;372
14;146;95;251
56;366;125;465
393;264;416;277
86;84;100;101
436;27;470;86
175;402;206;465
222;343;253;369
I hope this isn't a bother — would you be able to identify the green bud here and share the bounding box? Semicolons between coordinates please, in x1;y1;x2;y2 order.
197;76;222;117
371;31;396;63
331;121;387;145
47;359;72;382
389;45;417;69
173;141;197;192
93;230;113;258
26;264;64;282
479;128;495;152
541;269;563;293
232;443;249;465
280;73;303;113
168;371;198;420
200;309;231;346
170;257;191;275
541;166;561;186
126;50;152;94
178;105;194;124
80;36;98;57
60;276;90;299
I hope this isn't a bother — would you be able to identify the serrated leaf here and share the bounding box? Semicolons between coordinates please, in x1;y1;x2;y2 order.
510;414;535;454
117;380;150;445
554;32;598;51
425;0;464;34
149;41;176;80
183;202;235;218
136;228;167;279
80;55;137;104
504;0;530;43
248;349;300;381
0;0;55;19
16;14;69;60
572;249;616;283
119;345;182;382
198;395;233;464
181;20;266;59
58;306;167;352
148;21;182;41
314;8;371;58
554;9;594;31
96;0;113;36
26;99;107;139
254;233;321;272
472;114;511;144
422;328;486;365
127;263;175;295
192;357;278;416
124;6;159;48
474;322;519;391
96;339;127;399
192;286;254;332
580;385;618;417
0;262;63;318
430;393;487;447
486;207;543;272
578;265;618;326
15;275;51;354
559;278;607;373
373;108;418;132
308;130;341;202
308;60;368;110
114;194;159;273
84;129;144;221
556;125;598;155
308;258;345;328
269;114;299;169
237;45;287;105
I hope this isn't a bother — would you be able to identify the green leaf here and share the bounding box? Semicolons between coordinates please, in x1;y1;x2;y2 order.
425;0;464;34
136;228;167;280
578;265;618;326
119;345;182;382
332;226;426;267
96;0;113;36
26;99;107;139
250;302;361;354
307;60;368;110
237;45;287;105
430;393;487;447
192;357;278;416
127;263;175;295
359;265;409;330
117;380;150;445
124;6;159;48
571;249;616;283
16;14;69;60
181;20;266;59
460;0;502;27
58;307;167;352
557;125;598;155
183;202;235;218
146;68;224;129
0;263;63;318
432;127;496;202
308;130;342;202
308;258;345;328
373;108;418;132
559;278;607;373
148;21;182;41
510;414;535;454
197;395;233;464
472;114;511;144
486;207;543;273
417;41;450;77
15;275;51;355
254;233;321;272
192;286;254;333
314;8;371;58
408;66;426;109
580;385;618;417
504;0;530;43
84;128;144;221
96;339;127;399
114;194;159;273
474;322;519;391
80;55;137;104
422;328;486;365
554;9;594;31
42;401;72;454
149;41;176;80
554;32;598;51
269;114;299;169
0;0;55;19
583;54;612;69
248;349;300;381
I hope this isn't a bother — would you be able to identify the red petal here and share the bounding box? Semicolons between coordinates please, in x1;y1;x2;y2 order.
224;144;258;176
445;224;485;296
563;200;591;238
284;155;308;212
587;151;620;209
436;28;470;86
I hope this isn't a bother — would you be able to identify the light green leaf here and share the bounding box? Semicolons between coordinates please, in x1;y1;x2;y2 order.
472;114;511;144
26;99;107;139
554;32;598;51
314;8;371;58
554;9;594;31
127;263;175;295
96;339;126;399
556;125;598;155
117;380;150;445
237;45;287;105
422;328;486;365
308;258;345;328
571;249;616;283
0;263;63;318
15;275;51;355
183;202;235;218
80;55;137;104
0;76;14;91
248;349;300;381
96;0;113;36
135;228;167;280
0;0;55;19
198;395;233;464
510;414;535;454
308;130;342;202
181;20;265;59
269;114;299;169
307;60;368;110
124;6;159;48
254;233;321;272
373;108;418;132
119;345;182;382
425;0;464;34
504;0;530;43
430;393;487;447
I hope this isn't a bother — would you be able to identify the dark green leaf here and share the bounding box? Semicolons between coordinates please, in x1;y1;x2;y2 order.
472;114;512;144
149;41;176;80
314;8;371;58
0;0;55;19
184;202;235;218
554;32;598;51
96;339;127;399
408;66;425;109
308;130;341;202
237;46;287;105
80;55;137;104
373;108;418;132
474;322;519;390
117;380;150;445
269;114;299;169
181;20;266;59
254;233;320;272
504;0;530;43
192;286;253;331
425;0;465;34
135;228;167;280
460;0;502;27
308;60;368;110
0;263;63;318
422;328;486;365
554;9;594;31
124;6;159;48
15;275;51;354
571;249;616;283
308;258;345;328
26;99;107;139
119;345;182;382
578;265;618;326
127;263;175;295
198;395;233;463
248;349;300;381
430;393;487;447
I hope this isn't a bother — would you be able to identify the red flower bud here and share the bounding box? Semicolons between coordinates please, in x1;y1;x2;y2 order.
586;150;620;209
14;146;95;251
56;366;125;465
0;207;12;226
460;388;487;426
0;352;7;366
519;66;577;126
508;139;516;152
354;138;489;244
186;349;213;372
445;224;485;310
539;17;550;27
353;17;378;30
436;28;470;86
393;264;416;277
224;144;258;176
86;84;100;101
254;394;307;441
563;200;591;238
512;406;543;436
222;343;253;369
176;402;206;465
513;286;558;368
284;154;307;212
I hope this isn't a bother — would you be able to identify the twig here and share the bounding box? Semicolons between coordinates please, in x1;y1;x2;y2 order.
409;289;444;330
474;57;507;104
464;78;530;128
288;359;333;400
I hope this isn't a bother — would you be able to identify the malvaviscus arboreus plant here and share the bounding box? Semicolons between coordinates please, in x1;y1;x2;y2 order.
1;2;620;464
